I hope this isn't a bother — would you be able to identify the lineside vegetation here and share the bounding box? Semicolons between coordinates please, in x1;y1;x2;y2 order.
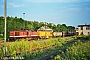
0;35;89;60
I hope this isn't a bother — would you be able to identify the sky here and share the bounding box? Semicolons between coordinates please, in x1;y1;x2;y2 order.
0;0;90;28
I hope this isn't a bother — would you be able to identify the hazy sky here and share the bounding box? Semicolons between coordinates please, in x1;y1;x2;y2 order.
0;0;90;27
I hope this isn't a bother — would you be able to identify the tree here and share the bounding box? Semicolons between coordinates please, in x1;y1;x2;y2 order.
0;16;75;39
60;24;67;32
67;26;75;32
47;23;53;28
56;24;61;32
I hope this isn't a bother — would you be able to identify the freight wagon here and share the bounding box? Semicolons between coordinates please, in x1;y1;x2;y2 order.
53;32;62;37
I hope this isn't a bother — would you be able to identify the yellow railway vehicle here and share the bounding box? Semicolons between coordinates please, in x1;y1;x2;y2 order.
38;31;52;39
38;31;45;36
45;31;52;37
37;26;53;38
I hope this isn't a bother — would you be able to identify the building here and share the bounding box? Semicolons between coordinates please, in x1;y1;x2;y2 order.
37;26;53;32
76;24;90;35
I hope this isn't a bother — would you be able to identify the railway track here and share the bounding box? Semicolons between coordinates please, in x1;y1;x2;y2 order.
34;36;89;60
34;40;76;60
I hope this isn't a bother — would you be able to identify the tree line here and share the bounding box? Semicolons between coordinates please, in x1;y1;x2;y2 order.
0;16;75;38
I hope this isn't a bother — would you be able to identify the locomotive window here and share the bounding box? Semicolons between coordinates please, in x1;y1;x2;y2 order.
27;32;28;35
15;32;19;36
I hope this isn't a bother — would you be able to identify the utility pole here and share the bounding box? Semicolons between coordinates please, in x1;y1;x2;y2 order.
4;0;7;56
23;13;25;29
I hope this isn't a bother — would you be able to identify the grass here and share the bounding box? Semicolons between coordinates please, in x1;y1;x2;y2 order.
0;35;88;60
54;36;90;60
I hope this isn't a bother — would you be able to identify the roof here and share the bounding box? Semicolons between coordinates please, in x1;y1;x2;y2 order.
78;25;90;27
38;26;53;31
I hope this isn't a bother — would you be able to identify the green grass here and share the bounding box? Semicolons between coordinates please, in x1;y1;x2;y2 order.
0;36;88;60
54;37;90;60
